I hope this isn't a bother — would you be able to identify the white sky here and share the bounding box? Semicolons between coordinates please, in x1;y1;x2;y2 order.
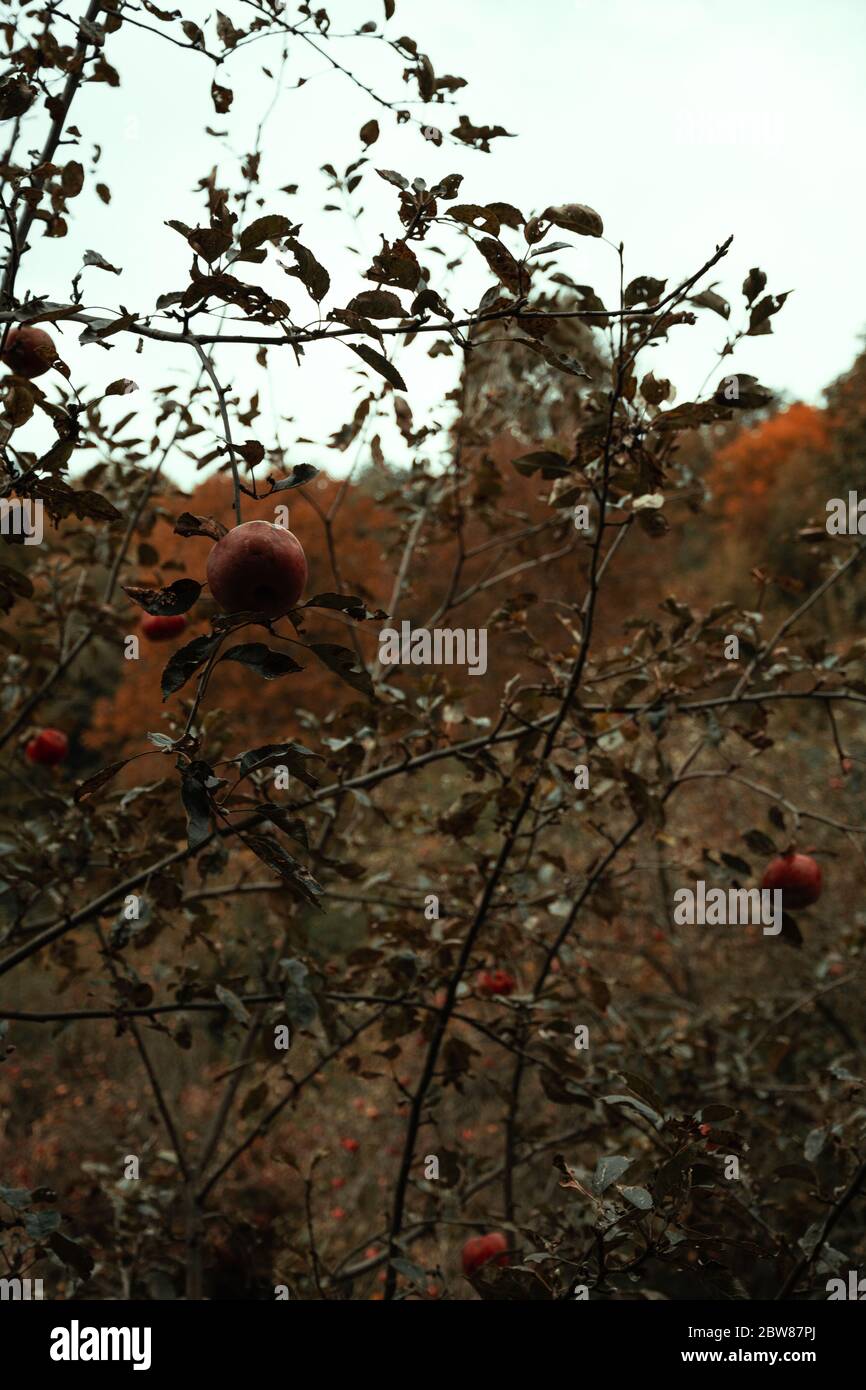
14;0;866;483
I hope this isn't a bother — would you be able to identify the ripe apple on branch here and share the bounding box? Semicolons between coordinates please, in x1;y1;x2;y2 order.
1;324;57;378
24;727;68;766
207;521;308;618
761;851;822;910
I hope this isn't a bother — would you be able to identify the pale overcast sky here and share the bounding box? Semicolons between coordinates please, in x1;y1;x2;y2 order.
15;0;866;482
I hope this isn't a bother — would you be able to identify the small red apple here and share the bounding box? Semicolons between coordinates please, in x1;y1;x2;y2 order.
761;852;822;910
1;324;57;379
206;520;307;619
25;728;68;766
462;1232;509;1277
340;1137;360;1154
141;613;188;641
477;968;517;997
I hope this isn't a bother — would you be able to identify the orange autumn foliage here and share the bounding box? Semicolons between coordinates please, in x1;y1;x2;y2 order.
707;402;831;529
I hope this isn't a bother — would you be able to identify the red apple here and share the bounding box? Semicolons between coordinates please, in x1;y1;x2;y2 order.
340;1137;360;1154
141;613;188;641
462;1232;509;1277
206;521;307;619
761;852;822;910
25;728;68;766
1;324;57;379
477;968;517;997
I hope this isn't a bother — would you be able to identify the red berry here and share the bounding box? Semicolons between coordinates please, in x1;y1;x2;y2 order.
25;728;68;766
140;613;188;641
340;1137;360;1154
761;852;822;910
461;1232;509;1277
477;969;517;997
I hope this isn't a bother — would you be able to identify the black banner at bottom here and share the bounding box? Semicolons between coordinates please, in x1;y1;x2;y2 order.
1;1297;859;1376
